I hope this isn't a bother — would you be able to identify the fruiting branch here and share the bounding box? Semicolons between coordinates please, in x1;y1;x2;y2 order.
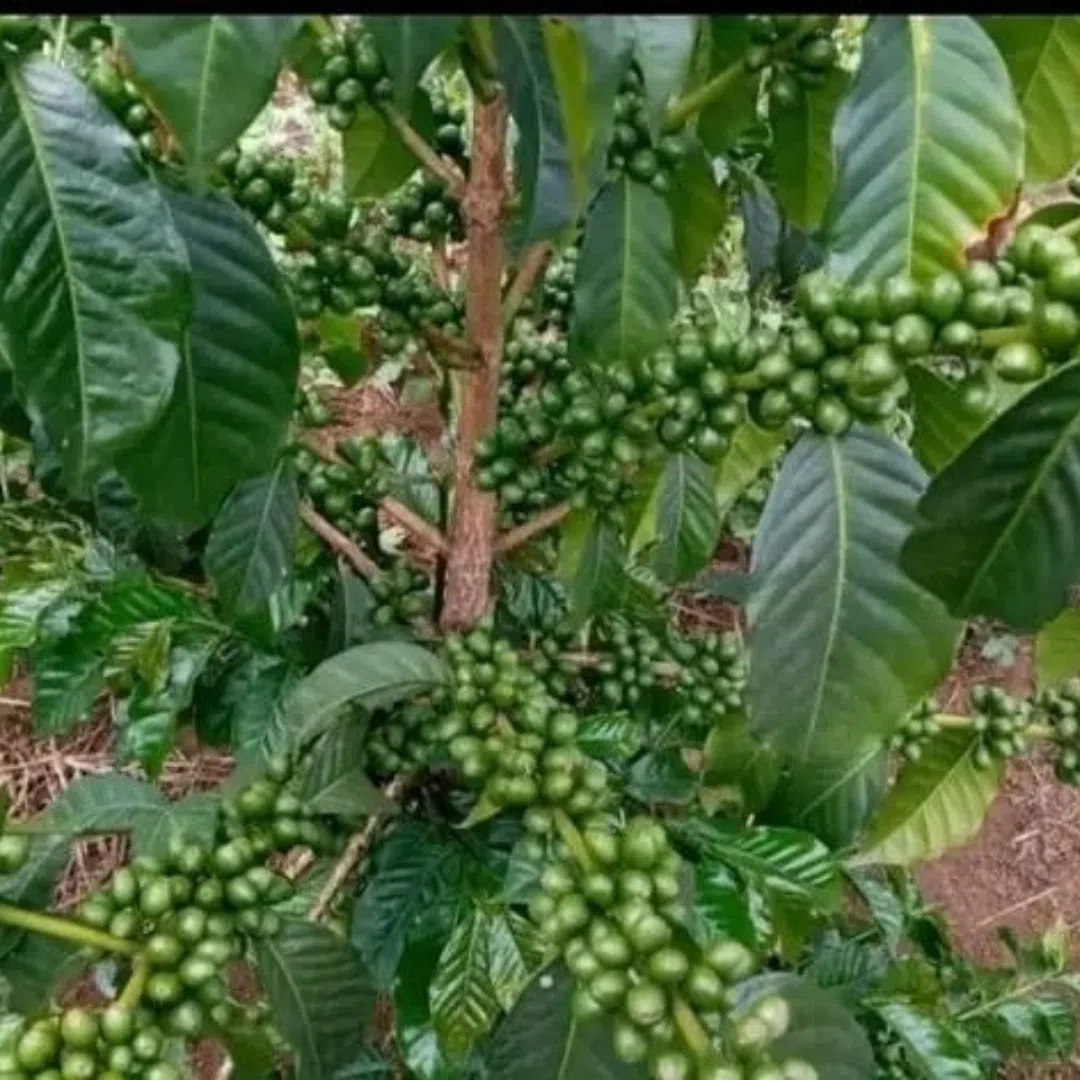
300;503;383;580
664;57;746;131
502;242;553;325
0;900;140;956
382;497;449;555
495;500;572;555
381;104;466;198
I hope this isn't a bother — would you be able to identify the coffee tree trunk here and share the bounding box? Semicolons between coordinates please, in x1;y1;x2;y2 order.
440;94;507;631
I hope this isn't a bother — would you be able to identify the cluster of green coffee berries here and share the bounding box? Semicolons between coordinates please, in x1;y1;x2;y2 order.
369;561;431;625
383;171;462;244
308;20;393;130
606;62;690;195
83;57;164;161
501;321;572;398
969;685;1033;769
2;1004;185;1080
669;632;747;730
538;243;578;330
1037;677;1080;785
592;620;667;709
744;16;840;110
216;147;308;234
364;700;440;774
887;698;941;761
294;437;386;538
428;90;469;165
531;818;813;1080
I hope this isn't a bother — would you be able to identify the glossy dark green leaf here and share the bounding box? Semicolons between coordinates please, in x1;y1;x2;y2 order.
0;369;30;441
667;143;728;283
749;428;960;770
976;988;1077;1061
120;186;299;525
739;171;784;290
557;509;627;628
301;719;388;822
695;863;757;949
982;16;1080;182
483;964;646;1080
541;17;591;215
907;365;993;475
205;461;299;617
351;823;460;989
803;934;889;1007
30;634;107;737
845;867;907;950
275;641;446;750
343;92;435;200
220;1024;277;1080
117;16;302;173
570;176;678;369
576;713;643;762
0;56;188;489
875;1001;981;1080
771;68;848;231
626;750;697;806
0;833;71;959
429;909;501;1058
698;17;759;155
902;360;1080;631
496;16;575;249
826;16;1024;282
763;741;888;849
703;716;781;813
731;973;875;1080
256;919;377;1080
852;727;1004;866
367;17;460;111
485;910;543;1012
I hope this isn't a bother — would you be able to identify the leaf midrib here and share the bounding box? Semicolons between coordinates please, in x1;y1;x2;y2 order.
193;17;222;167
902;16;931;276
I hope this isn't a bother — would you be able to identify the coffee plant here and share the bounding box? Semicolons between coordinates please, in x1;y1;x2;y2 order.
3;12;1080;1080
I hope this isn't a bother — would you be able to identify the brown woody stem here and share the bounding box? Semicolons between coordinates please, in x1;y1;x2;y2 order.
300;503;383;580
381;105;466;198
495;501;572;555
502;242;553;325
382;497;449;555
440;94;508;630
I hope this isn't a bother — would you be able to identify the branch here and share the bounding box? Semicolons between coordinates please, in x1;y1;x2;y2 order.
300;503;383;580
422;325;482;369
382;497;449;555
664;56;746;131
502;242;553;325
308;774;409;921
382;105;466;198
0;901;140;957
495;500;572;555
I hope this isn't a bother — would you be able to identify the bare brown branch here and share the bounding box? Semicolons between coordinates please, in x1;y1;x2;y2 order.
299;503;382;580
502;242;553;325
382;497;448;555
495;500;572;555
382;105;466;198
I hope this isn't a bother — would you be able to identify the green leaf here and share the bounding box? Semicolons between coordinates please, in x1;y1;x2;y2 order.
576;713;643;762
351;823;460;989
343;92;435;200
541;18;591;216
1;932;79;1014
301;719;388;822
902;360;1080;631
982;16;1080;182
681;819;840;906
667;142;729;284
0;834;72;959
763;741;888;849
570;176;678;369
731;973;876;1080
205;461;299;618
0;56;188;489
634;453;719;585
845;867;907;950
429;909;501;1057
803;934;889;1006
695;864;758;949
485;910;543;1012
748;427;960;765
626;16;697;136
483;964;646;1080
557;509;627;628
116;17;302;174
977;988;1077;1061
714;422;787;521
275;641;446;750
328;569;378;652
697;17;758;154
256;919;377;1080
495;16;575;249
120;185;299;525
1036;608;1080;690
626;750;697;806
30;635;106;737
220;1024;277;1080
367;17;461;111
875;1001;981;1080
907;366;993;475
771;68;848;231
826;16;1024;282
702;717;781;813
852;727;1004;866
331;1050;395;1080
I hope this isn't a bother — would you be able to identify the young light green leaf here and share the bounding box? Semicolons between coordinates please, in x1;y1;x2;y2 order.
541;17;591;215
902;360;1080;631
116;16;303;174
576;713;644;762
570;176;678;369
120;186;299;525
982;16;1080;182
667;142;729;284
1036;608;1080;690
276;641;446;749
875;1002;982;1080
703;717;781;814
205;461;299;618
826;16;1024;282
697;17;759;155
749;427;960;765
429;909;501;1057
852;727;1004;866
907;365;994;475
714;422;786;520
0;56;188;489
367;17;460;111
771;68;848;231
495;16;575;248
256;919;377;1080
343;92;435;199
